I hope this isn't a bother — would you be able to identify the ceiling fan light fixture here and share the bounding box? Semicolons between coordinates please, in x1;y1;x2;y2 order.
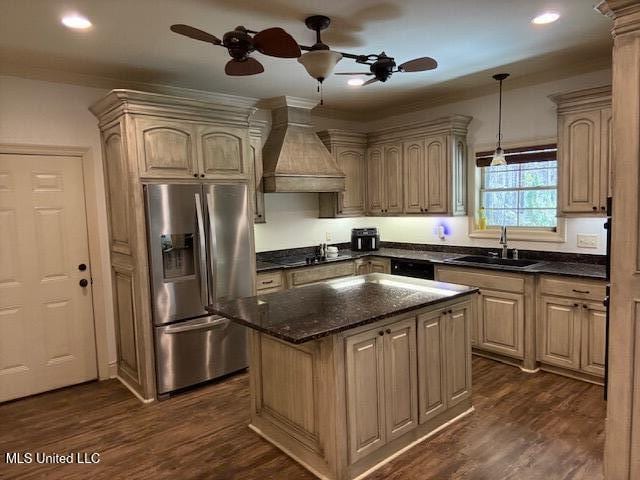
347;78;365;86
298;50;343;82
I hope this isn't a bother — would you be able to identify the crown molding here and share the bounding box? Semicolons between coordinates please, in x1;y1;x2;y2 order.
367;115;473;144
89;89;257;127
258;96;319;111
596;0;640;36
316;129;368;148
549;85;612;113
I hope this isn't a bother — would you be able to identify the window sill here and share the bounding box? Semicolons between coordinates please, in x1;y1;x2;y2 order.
468;219;567;243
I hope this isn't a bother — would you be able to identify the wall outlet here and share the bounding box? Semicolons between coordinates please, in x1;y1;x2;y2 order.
577;233;599;249
325;231;332;241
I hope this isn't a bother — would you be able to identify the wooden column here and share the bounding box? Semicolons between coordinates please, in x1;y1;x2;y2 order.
596;2;640;478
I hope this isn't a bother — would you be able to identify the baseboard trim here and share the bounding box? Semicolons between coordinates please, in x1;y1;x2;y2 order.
108;361;118;379
117;375;155;404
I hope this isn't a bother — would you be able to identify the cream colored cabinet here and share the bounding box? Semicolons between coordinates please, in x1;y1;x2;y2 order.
581;302;607;376
384;144;404;213
197;125;248;178
366;146;385;214
445;302;473;407
91;90;256;400
417;310;447;422
135;117;197;179
417;300;472;423
365;143;403;214
537;275;607;378
551;86;612;215
538;296;582;370
346;316;417;462
477;290;525;359
369;257;391;274
383;318;418;440
256;270;284;294
286;261;356;288
355;258;370;275
424;135;448;213
403;139;423;213
318;130;368;218
345;324;388;462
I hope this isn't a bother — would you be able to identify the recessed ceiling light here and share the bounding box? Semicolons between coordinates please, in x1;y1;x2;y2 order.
347;78;365;86
62;14;92;30
531;12;560;25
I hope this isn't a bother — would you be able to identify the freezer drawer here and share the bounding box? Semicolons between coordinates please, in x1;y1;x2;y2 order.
155;316;248;395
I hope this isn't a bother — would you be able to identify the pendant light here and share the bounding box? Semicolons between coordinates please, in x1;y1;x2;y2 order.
491;73;510;166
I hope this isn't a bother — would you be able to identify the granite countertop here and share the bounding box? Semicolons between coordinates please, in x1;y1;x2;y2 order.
208;273;478;344
256;247;606;280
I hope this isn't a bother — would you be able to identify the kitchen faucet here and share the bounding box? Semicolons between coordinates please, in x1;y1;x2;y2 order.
499;226;508;258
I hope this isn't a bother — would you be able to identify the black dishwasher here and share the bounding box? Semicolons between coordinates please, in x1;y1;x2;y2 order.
390;258;435;280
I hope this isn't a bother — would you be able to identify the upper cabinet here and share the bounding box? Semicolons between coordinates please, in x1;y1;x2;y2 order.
197;125;248;178
318;130;368;217
135;118;197;179
403;135;449;214
551;86;612;215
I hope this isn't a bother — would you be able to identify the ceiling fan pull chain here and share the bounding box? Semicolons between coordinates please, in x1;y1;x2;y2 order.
318;81;324;105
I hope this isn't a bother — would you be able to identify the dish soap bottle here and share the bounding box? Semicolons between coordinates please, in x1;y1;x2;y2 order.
478;207;488;230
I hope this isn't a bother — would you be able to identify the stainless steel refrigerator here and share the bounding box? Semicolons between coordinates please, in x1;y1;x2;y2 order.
144;183;253;397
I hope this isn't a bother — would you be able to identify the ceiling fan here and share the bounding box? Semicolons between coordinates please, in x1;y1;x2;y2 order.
297;15;438;86
170;24;301;76
334;52;438;86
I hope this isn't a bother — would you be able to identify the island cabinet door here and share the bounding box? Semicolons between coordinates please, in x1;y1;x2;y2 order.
417;310;447;423
445;301;472;408
345;328;387;463
383;318;418;441
580;302;606;377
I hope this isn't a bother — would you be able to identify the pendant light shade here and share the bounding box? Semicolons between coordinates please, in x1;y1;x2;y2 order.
297;50;343;83
491;73;510;166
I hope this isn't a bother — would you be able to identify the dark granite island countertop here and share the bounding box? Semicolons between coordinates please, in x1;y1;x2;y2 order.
207;273;478;344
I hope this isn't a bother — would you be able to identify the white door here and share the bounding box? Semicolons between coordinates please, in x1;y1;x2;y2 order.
0;153;97;402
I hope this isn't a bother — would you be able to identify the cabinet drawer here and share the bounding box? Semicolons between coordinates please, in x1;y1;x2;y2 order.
287;261;356;287
436;266;524;293
539;275;606;301
256;271;284;291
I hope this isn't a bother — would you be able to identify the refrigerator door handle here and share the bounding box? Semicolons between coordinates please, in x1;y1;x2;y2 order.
205;192;218;302
164;317;230;334
194;193;208;306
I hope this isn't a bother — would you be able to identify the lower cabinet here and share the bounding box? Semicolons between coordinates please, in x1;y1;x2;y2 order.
477;290;525;359
346;298;472;465
538;295;606;377
355;257;392;275
345;316;417;463
417;301;472;424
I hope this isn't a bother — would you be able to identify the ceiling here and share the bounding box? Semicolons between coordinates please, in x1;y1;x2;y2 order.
0;0;613;118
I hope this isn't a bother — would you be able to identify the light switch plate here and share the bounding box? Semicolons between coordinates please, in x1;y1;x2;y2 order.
577;234;599;249
325;231;332;241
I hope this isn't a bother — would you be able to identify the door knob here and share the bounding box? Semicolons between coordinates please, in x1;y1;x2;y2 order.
79;279;89;288
78;263;87;271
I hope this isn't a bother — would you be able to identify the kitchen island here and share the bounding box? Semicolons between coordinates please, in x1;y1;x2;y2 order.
208;273;477;480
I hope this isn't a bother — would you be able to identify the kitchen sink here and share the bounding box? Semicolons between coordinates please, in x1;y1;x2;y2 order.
450;255;540;268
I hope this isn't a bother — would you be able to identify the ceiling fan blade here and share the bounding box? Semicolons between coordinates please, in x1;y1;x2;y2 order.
253;27;301;58
334;72;374;76
170;24;221;45
363;78;380;86
225;57;264;76
399;57;438;72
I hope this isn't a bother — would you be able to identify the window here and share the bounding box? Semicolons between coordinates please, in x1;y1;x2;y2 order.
476;144;558;229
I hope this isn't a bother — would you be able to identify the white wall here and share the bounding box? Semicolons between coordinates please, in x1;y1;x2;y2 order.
0;76;116;369
255;69;612;255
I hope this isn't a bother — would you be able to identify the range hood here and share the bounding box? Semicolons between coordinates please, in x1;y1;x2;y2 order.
262;97;345;193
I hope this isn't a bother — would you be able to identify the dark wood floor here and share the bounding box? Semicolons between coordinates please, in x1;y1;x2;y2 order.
0;357;605;480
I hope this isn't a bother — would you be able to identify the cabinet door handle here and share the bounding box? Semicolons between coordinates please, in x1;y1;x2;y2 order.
601;206;606;211
193;173;198;178
574;303;579;307
572;289;590;294
385;328;391;334
378;331;384;336
583;304;588;308
592;206;597;211
261;280;274;285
